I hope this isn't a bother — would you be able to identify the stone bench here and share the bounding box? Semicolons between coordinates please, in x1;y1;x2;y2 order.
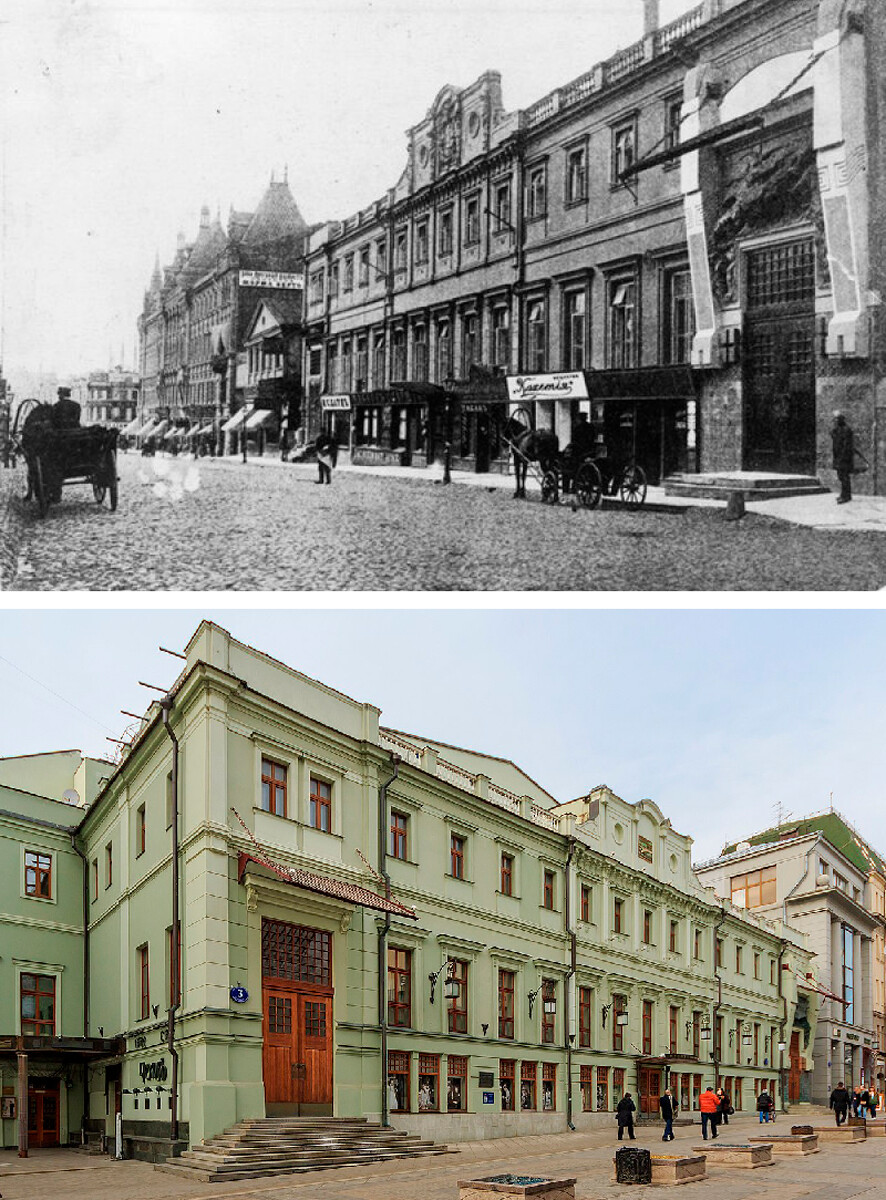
748;1134;819;1155
691;1142;774;1168
804;1125;866;1143
849;1117;886;1136
610;1155;706;1187
458;1176;576;1199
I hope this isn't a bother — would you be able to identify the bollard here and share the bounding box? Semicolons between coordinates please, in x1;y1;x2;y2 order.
724;490;745;521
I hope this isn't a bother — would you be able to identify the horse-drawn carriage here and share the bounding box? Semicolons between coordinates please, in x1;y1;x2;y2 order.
14;399;119;518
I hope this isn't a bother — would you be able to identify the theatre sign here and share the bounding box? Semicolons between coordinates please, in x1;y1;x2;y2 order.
238;270;304;290
506;373;588;401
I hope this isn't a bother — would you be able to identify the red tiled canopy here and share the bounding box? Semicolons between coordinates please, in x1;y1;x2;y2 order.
237;852;416;919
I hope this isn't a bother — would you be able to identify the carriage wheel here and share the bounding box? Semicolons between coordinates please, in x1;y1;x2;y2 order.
93;481;107;504
574;460;603;510
33;458;50;519
619;465;647;508
541;470;560;505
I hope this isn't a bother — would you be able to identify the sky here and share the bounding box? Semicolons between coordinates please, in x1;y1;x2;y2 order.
0;606;882;866
0;0;699;384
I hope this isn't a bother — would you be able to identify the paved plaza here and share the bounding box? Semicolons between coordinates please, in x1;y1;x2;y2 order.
3;1116;886;1200
4;453;886;591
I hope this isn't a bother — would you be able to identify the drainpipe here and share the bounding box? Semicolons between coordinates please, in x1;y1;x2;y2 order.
711;906;727;1090
777;939;789;1113
70;834;90;1139
564;837;577;1130
160;698;181;1144
377;756;400;1127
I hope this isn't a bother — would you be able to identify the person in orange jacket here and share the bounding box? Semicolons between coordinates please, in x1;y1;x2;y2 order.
699;1086;720;1140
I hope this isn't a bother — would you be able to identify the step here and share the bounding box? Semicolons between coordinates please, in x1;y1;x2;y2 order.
664;471;828;501
184;1140;443;1161
160;1147;452;1181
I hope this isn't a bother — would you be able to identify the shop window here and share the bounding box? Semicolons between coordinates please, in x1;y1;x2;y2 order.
542;1062;556;1110
693;1075;702;1111
564;291;586;370
579;986;592;1047
566;144;587;204
390;811;408;860
24;851;52;899
500;853;514;896
612;119;637;185
387;1051;410;1112
391;406;408;449
580;1064;593;1111
520;1061;537;1110
261;758;287;818
607;278;637;369
596;1065;609;1112
448;959;468;1033
387;947;412;1027
500;1059;516;1110
525;300;546;372
499;969;515;1039
447;1055;467;1111
418;1053;440;1111
20;973;56;1036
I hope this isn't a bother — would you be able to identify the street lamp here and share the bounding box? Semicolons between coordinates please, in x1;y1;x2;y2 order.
428;960;459;1005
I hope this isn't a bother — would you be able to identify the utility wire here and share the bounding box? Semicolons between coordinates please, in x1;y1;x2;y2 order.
0;652;118;735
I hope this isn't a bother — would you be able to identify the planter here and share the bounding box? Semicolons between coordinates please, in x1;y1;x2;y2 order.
458;1176;576;1200
611;1154;706;1186
691;1142;774;1167
805;1125;866;1142
748;1134;819;1155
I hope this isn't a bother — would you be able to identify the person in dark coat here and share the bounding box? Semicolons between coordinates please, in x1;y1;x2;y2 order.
659;1087;676;1141
716;1087;732;1125
315;428;337;484
830;1082;851;1125
831;411;854;503
616;1092;637;1140
51;386;81;429
756;1088;772;1123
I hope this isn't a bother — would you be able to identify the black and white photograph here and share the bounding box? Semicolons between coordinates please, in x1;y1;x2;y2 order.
1;0;885;590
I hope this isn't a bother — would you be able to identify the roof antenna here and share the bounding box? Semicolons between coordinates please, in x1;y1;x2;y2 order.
829;790;834;813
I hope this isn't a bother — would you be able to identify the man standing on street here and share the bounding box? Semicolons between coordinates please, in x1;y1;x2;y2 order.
699;1086;720;1140
659;1087;676;1141
616;1092;637;1140
831;411;854;504
830;1081;851;1125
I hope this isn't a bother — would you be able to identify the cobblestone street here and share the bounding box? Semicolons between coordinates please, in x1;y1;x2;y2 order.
4;453;886;591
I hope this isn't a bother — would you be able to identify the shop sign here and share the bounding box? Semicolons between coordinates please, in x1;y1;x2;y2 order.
321;394;352;411
506;372;589;401
139;1059;168;1083
238;270;304;290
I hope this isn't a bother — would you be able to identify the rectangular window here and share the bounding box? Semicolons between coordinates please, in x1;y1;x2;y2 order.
492;307;510;370
494;180;511;232
613;994;625;1052
448;959;468;1033
664;95;683;155
613;1067;626;1105
500;853;513;896
328;261;339;298
642;1000;653;1055
527;165;546;218
643;909;652;944
436;321;452;381
24;851;52;899
261;758;287;818
734;1077;743;1111
105;843;113;888
520;1061;537;1110
391;327;406;381
730;865;776;909
842;925;855;1023
612;120;637;184
543;870;555;910
541;979;556;1044
418;1053;440;1111
579;986;592;1048
376;238;387;281
20;973;56;1036
693;1074;703;1111
394;228;408;271
138;944;150;1020
136;805;146;857
355;334;368;392
525;300;546;372
464;194;480;245
613;897;623;934
309;269;324;305
754;952;761;979
715;938;723;969
92;858;99;902
754;1023;760;1065
608;278;637;369
309;776;331;832
669;920;678;953
461;312;480;377
580;1064;593;1111
261;918;331;984
358;246;370;287
715;1015;723;1061
692;1010;701;1058
638;835;654;864
415;220;429;264
500;1059;516;1110
438;209;453;257
390;811;408;860
447;1055;467;1111
564;291;586;371
694;929;702;959
596;1065;609;1112
770;958;777;986
566;145;587;204
451;834;465;879
736;945;743;973
669;1005;679;1054
499;969;515;1039
372;331;386;386
580;884;591;922
664;268;695;364
388;1050;410;1112
542;1061;556;1110
387;947;411;1027
343;255;354;293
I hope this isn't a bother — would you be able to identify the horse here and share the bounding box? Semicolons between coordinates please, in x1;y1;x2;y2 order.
501;415;559;499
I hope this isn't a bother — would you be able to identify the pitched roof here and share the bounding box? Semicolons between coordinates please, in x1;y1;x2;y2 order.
238;853;416;918
722;812;886;877
242;179;307;246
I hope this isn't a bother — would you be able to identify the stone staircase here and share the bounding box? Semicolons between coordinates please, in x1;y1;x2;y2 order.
154;1116;452;1181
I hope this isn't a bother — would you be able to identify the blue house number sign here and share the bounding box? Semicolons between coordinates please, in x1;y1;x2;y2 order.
230;986;249;1004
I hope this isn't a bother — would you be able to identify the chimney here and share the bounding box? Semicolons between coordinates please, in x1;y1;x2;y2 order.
643;0;659;35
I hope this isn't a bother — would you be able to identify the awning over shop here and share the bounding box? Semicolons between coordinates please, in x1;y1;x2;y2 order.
138;420;158;439
120;417;142;435
0;1034;125;1058
150;419;170;438
583;366;697;401
245;409;274;430
221;409;248;433
164;427;184;440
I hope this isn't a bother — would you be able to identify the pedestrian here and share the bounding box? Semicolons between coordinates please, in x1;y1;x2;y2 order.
859;1087;870;1118
716;1087;732;1125
829;1081;851;1126
616;1092;637;1140
699;1086;720;1140
831;410;854;503
279;415;290;462
315;427;337;485
868;1089;878;1119
659;1087;676;1141
851;1086;862;1117
756;1088;772;1123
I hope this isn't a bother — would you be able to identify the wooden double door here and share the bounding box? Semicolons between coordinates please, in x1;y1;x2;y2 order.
639;1067;662;1115
262;982;333;1115
28;1082;60;1147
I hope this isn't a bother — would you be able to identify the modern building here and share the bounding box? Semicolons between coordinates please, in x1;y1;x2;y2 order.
137;174;309;454
695;810;886;1103
303;0;885;492
0;623;820;1161
70;367;140;430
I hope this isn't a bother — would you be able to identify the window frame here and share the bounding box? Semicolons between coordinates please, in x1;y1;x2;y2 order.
499;968;515;1039
309;775;332;833
565;141;588;205
20;971;57;1037
500;852;514;896
450;833;466;879
137;943;150;1021
542;869;555;910
23;850;53;901
464;193;480;245
611;116;638;187
563;288;587;371
136;804;146;858
730;865;776;909
387;946;412;1027
390;810;408;860
261;757;287;819
606;273;638;370
579;985;593;1048
580;884;591;922
447;959;468;1033
438;207;454;258
526;163;547;220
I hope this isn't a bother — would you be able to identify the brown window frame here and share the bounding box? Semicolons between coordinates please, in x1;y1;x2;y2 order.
669;919;678;953
542;1061;557;1111
387;946;412;1028
499;969;515;1039
24;851;52;899
613;896;623;934
580;884;590;922
580;1064;593;1111
261;757;287;818
137;944;150;1020
541;979;556;1044
500;1058;516;1110
309;776;332;832
20;972;56;1037
450;834;465;879
643;909;652;943
105;842;113;889
447;1054;467;1111
387;1050;410;1112
612;994;625;1052
136;804;146;857
642;999;653;1056
418;1053;440;1111
500;853;514;896
390;810;408;860
669;1005;679;1054
520;1060;537;1110
730;865;776;909
448;959;468;1034
543;870;555;910
579;986;592;1048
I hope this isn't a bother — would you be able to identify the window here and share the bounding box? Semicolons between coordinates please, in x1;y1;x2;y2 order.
579;986;593;1047
24;851;52;899
715;938;723;969
580;884;591;922
643;909;652;944
448;960;468;1033
167;921;181;1006
834;871;848;892
564;291;586;370
493;180;511;232
714;1015;723;1061
388;1050;410;1112
372;331;386;386
607;278;637;369
387;947;412;1026
730;865;776;908
92;858;99;902
309;777;331;832
20;973;56;1036
376;238;387;281
390;811;408;860
580;1064;593;1111
612;119;637;184
613;1067;626;1105
309;269;324;305
261;918;331;984
138;944;150;1020
541;979;556;1043
692;1011;700;1057
464;194;480;244
358;246;370;287
343;255;354;293
355;334;368;392
499;969;515;1038
527;165;546;218
165;770;174;829
261;758;287;818
566;144;587;204
500;1059;516;1110
694;929;702;960
664;268;695;364
525;300;546;372
105;842;113;888
642;1000;653;1055
447;1055;467;1110
754;952;761;980
638;835;654;864
413;323;429;382
415;220;429;264
492;307;510;370
391;327;406;381
735;945;743;973
500;853;514;896
543;870;555;909
136;805;146;857
842;925;854;1023
596;1065;609;1111
418;1053;440;1111
613;897;623;934
438;209;453;257
612;994;625;1052
520;1061;537;1110
664;95;683;155
754;1023;760;1065
394;228;408;271
329;260;339;298
542;1062;556;1110
340;339;353;391
436;320;452;381
669;1006;679;1054
770;958;777;986
462;312;479;376
669;920;678;953
450;834;465;879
